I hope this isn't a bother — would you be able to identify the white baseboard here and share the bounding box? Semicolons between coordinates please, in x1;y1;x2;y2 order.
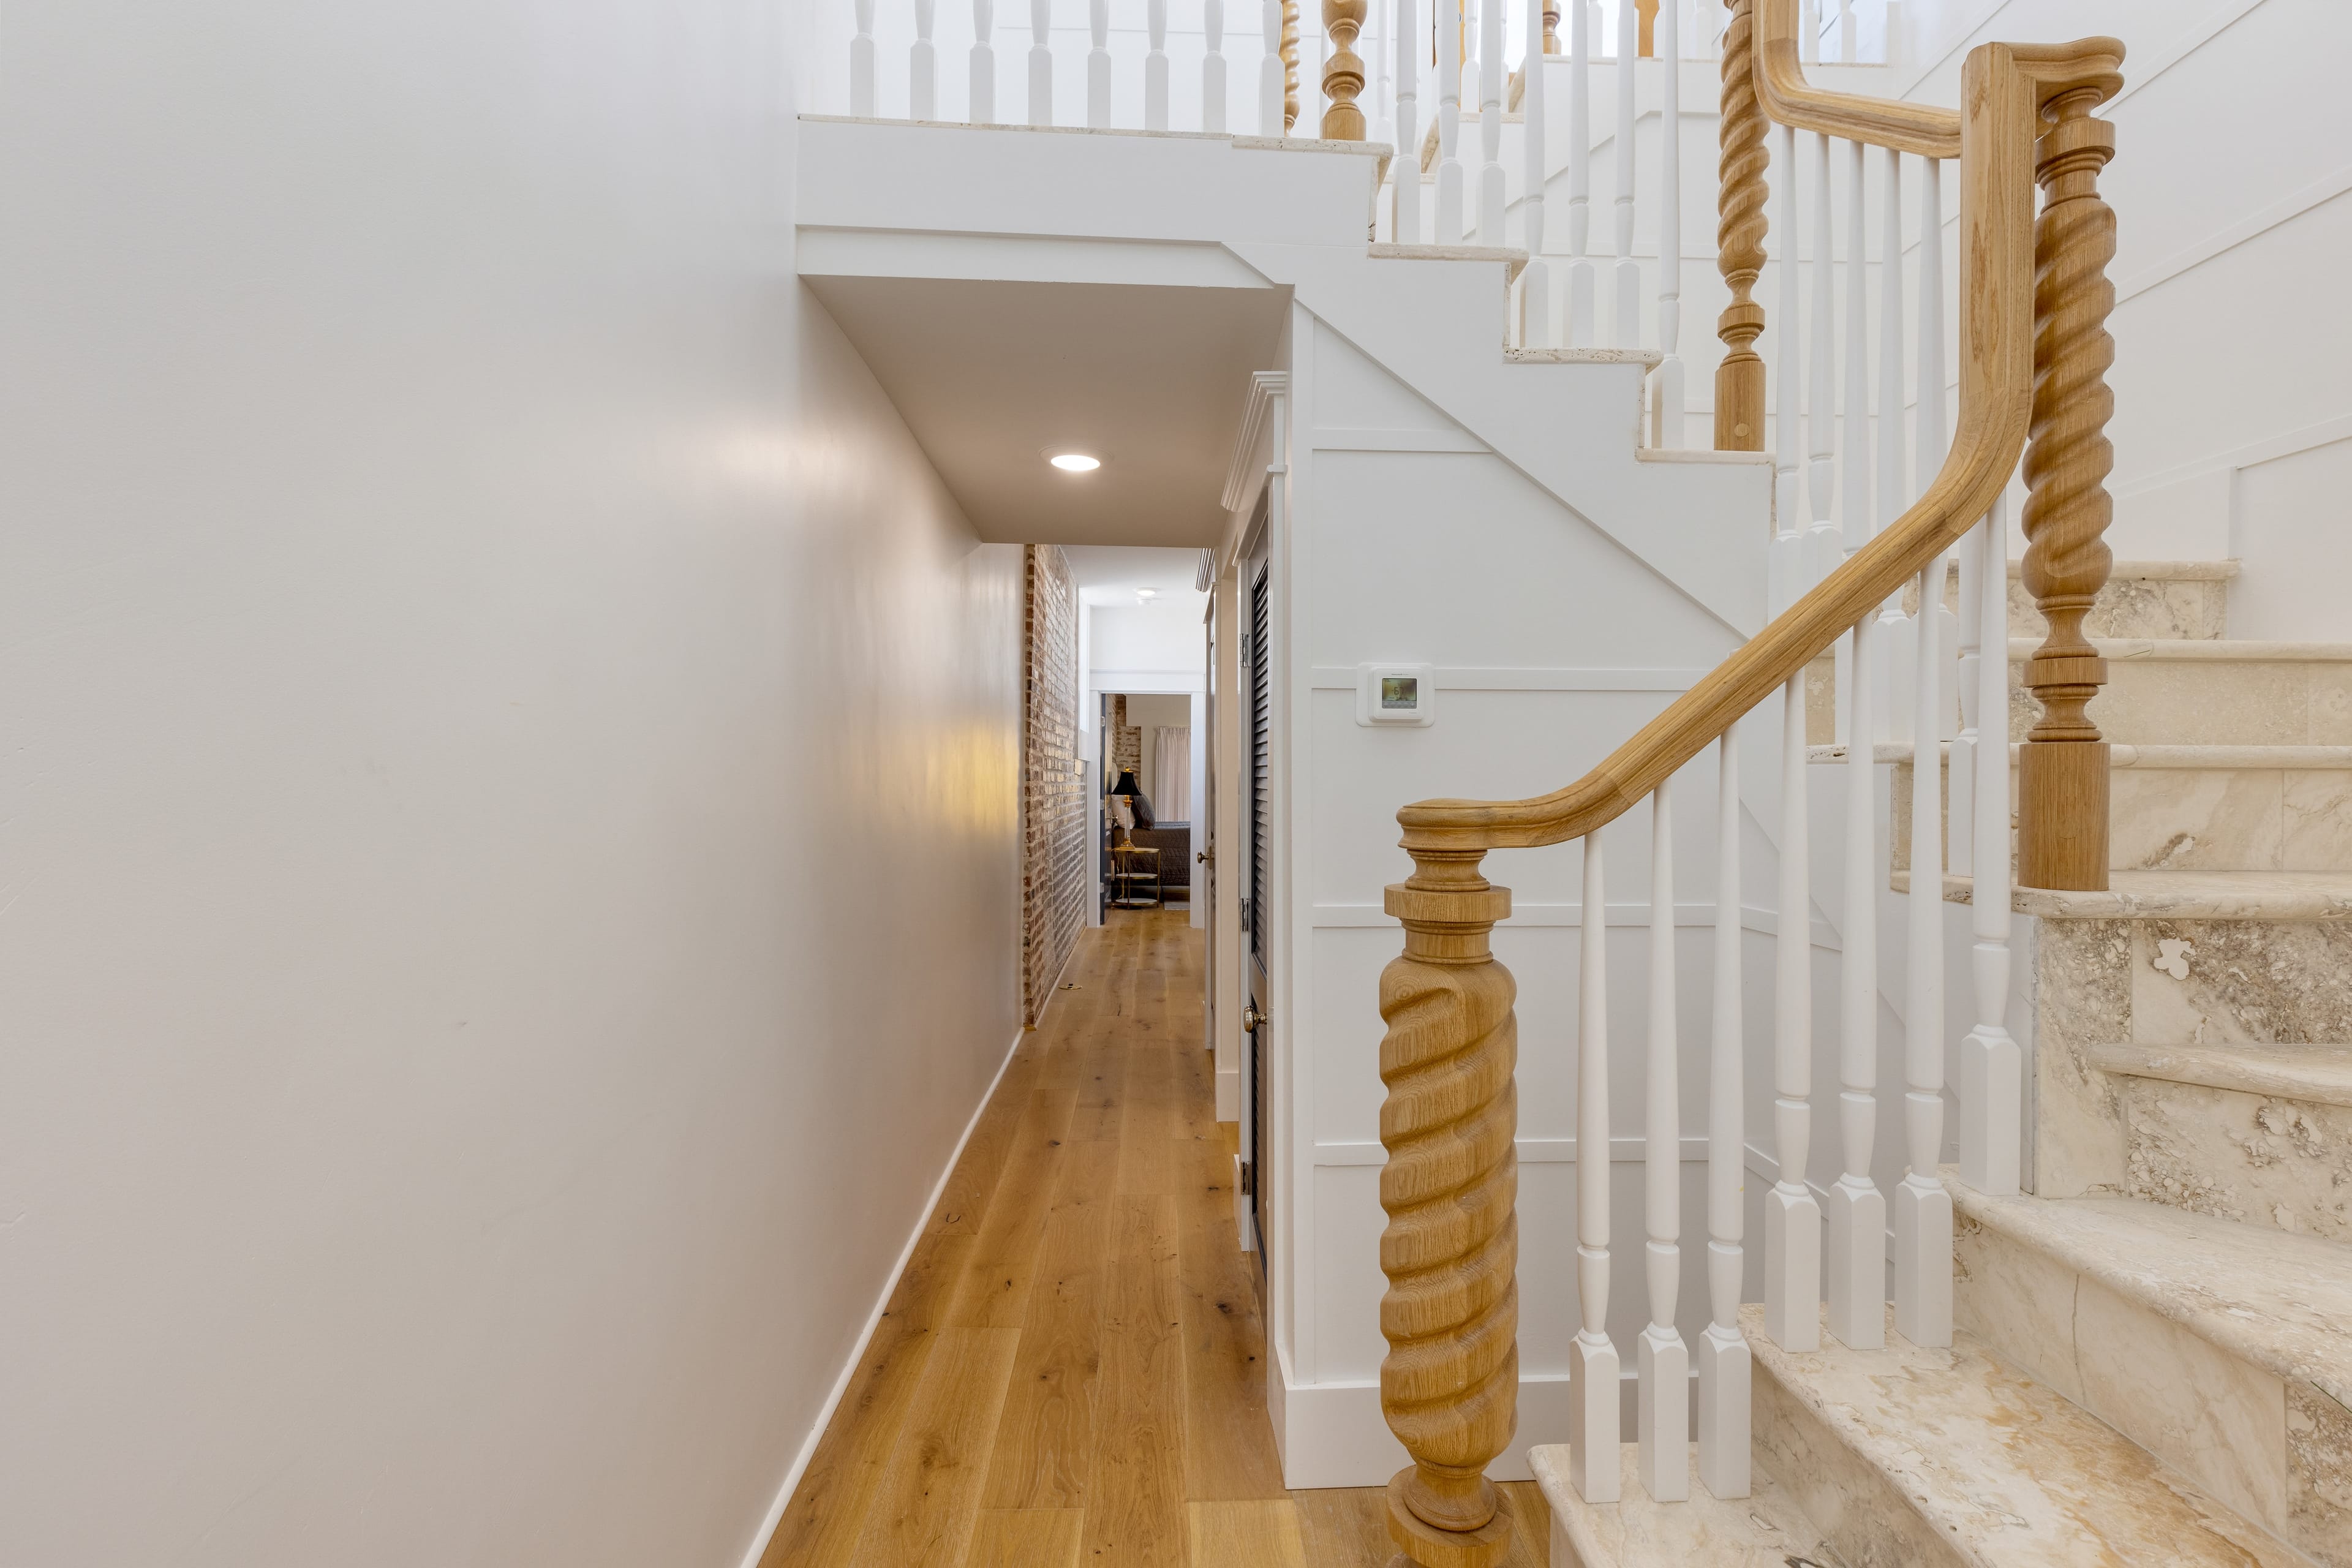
1215;1064;1240;1121
1273;1370;1701;1491
734;1024;1027;1568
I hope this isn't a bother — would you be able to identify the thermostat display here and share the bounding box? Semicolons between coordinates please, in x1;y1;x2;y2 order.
1357;663;1434;727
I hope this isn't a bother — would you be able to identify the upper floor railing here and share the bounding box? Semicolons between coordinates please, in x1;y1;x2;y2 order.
1372;1;2122;1559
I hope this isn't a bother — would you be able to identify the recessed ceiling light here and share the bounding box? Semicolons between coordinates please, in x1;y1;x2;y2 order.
1136;588;1158;598
1049;453;1101;472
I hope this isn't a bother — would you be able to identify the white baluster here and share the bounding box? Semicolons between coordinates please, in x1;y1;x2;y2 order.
971;0;998;122
1952;526;1980;877
852;0;878;115
1261;0;1285;134
1143;0;1169;127
1088;0;1111;126
1826;608;1883;1349
1436;0;1466;240
1372;0;1393;150
1805;133;1839;586
1838;0;1856;63
1877;148;1906;528
1800;0;1820;64
1030;0;1054;124
1770;122;1801;614
1569;830;1620;1504
1960;499;2021;1195
1521;0;1551;345
1841;138;1870;554
1640;782;1689;1501
912;0;939;117
1917;157;1948;481
1765;674;1821;1351
1392;0;1419;239
1204;0;1227;132
1697;728;1749;1499
1896;561;1954;1348
1566;0;1595;344
1611;0;1638;347
1476;0;1505;239
1651;0;1683;444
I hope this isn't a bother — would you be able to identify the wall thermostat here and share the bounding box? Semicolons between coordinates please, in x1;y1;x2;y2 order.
1355;663;1434;727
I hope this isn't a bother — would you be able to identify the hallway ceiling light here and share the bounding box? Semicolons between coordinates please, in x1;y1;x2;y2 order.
1048;452;1101;472
1136;588;1158;599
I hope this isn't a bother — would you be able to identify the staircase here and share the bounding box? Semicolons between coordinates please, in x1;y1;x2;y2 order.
1533;559;2352;1564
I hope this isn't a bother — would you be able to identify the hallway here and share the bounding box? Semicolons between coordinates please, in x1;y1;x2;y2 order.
760;910;1549;1566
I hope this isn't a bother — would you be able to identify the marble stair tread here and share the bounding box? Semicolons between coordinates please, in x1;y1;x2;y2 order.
1902;867;2352;919
1528;1443;1831;1567
1950;1177;2352;1407
1365;242;1529;283
1745;1304;2312;1568
2093;1040;2352;1109
2007;636;2352;662
1820;742;2352;767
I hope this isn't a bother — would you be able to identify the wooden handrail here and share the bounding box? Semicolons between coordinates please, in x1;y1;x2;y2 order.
1754;0;1959;157
1390;29;2122;863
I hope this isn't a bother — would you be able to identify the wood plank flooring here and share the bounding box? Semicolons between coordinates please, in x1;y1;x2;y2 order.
760;910;1550;1567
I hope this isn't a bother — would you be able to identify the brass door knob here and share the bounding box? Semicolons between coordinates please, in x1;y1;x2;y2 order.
1243;1004;1262;1033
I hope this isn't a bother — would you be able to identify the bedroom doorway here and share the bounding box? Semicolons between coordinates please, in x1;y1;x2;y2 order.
1099;691;1194;914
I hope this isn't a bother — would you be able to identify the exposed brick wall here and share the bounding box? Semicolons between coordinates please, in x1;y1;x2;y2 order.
1022;546;1085;1025
1110;693;1142;780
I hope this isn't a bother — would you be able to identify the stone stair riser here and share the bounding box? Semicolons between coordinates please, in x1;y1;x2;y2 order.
2010;654;2352;746
2117;1074;2352;1243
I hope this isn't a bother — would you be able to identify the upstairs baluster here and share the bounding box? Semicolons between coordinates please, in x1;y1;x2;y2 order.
1611;0;1639;346
1372;0;1392;149
1840;138;1870;560
1088;0;1112;126
913;0;939;117
1566;0;1596;343
1770;120;1800;607
971;0;998;122
1393;0;1420;239
1324;0;1369;137
1147;0;1170;129
1476;0;1504;236
1640;783;1689;1501
1261;0;1287;133
1522;0;1552;344
1204;0;1228;132
1804;132;1839;587
1030;0;1054;124
1436;0;1466;240
1653;0;1684;442
851;0;877;115
1697;728;1749;1499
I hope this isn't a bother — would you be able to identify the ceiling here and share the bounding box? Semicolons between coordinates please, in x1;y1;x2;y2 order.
801;275;1286;548
1063;545;1211;621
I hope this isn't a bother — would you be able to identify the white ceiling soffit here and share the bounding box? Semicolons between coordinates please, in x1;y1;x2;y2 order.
1061;545;1210;614
801;274;1287;548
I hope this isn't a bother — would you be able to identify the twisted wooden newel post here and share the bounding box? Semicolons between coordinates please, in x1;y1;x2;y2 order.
1378;850;1518;1568
1321;0;1368;137
1714;0;1768;451
2017;79;2119;889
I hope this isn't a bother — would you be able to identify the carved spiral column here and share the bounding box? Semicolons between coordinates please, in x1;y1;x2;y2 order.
1378;851;1518;1568
1713;0;1768;451
2018;85;2119;889
1321;0;1368;138
1282;0;1302;131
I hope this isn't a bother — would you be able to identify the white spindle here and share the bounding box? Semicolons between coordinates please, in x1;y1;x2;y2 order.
1569;831;1620;1503
1770;123;1801;613
1521;0;1551;345
1476;0;1506;239
1805;134;1839;586
1436;0;1466;241
971;0;998;122
1838;0;1856;63
1144;0;1169;128
1566;0;1595;344
1030;0;1054;124
1653;0;1683;443
1896;561;1954;1348
1204;0;1227;132
1393;0;1419;240
1697;729;1749;1499
1640;783;1689;1501
1840;138;1870;548
1611;0;1638;347
1088;0;1112;126
1372;0;1392;149
1765;674;1821;1351
1800;0;1820;63
1917;157;1948;480
1960;499;2021;1195
1826;609;1883;1349
1877;149;1907;527
912;0;939;117
1261;0;1285;134
852;0;878;115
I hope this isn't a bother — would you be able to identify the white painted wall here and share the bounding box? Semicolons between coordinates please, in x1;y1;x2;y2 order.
0;6;1023;1566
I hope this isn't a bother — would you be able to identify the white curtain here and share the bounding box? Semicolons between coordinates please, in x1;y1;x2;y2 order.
1152;726;1191;823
